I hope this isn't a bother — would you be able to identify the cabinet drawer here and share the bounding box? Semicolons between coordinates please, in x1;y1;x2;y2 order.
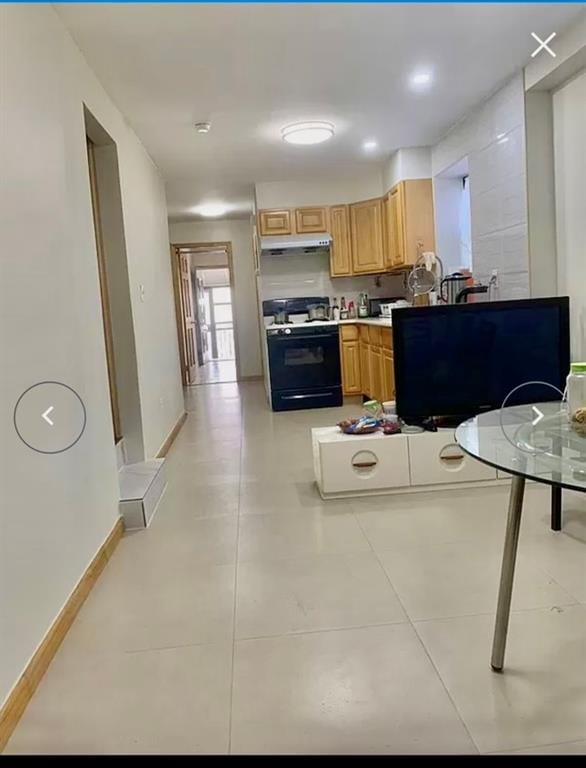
408;432;497;486
340;324;359;341
369;326;382;347
359;325;370;343
320;434;410;493
381;328;393;349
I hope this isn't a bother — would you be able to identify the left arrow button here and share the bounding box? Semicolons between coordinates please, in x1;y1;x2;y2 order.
42;406;54;426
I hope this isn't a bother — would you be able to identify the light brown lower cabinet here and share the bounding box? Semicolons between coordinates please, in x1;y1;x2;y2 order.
341;341;361;394
339;325;395;401
340;325;361;395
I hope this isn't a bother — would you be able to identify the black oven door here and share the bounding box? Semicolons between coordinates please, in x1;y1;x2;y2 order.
268;330;341;393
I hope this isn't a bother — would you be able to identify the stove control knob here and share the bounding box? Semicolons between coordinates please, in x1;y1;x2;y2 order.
284;327;292;335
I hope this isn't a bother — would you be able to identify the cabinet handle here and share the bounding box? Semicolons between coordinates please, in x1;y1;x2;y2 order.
352;461;377;468
440;454;465;462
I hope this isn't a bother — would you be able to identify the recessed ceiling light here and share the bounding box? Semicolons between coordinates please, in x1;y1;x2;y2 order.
281;121;335;145
195;203;227;217
194;122;211;134
410;71;433;90
363;140;378;151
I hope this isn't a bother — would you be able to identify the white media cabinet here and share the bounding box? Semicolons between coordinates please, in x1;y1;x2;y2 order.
312;426;510;499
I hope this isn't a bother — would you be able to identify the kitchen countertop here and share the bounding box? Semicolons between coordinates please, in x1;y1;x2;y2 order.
339;317;393;327
264;317;394;331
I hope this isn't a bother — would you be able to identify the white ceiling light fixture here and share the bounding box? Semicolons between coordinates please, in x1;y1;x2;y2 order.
281;121;335;145
194;121;211;133
410;71;433;90
195;203;227;217
363;140;378;151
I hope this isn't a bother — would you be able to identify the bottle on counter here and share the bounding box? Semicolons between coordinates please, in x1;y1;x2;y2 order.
332;297;340;321
358;292;369;318
348;300;356;319
340;296;348;320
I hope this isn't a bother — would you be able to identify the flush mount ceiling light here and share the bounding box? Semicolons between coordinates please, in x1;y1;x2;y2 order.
195;203;227;217
363;140;378;151
281;121;335;145
194;121;211;134
410;71;433;90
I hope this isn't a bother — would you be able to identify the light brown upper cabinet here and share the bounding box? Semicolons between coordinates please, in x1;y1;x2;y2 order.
382;192;393;270
387;180;435;269
258;208;293;236
295;206;328;234
329;204;352;277
349;197;384;274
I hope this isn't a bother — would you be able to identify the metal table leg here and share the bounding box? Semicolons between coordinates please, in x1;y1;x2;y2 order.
551;486;562;531
491;475;526;672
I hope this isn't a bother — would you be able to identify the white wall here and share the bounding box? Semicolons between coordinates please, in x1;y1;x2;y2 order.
432;75;529;298
553;71;586;360
0;5;183;708
382;148;432;191
169;219;263;378
255;171;383;209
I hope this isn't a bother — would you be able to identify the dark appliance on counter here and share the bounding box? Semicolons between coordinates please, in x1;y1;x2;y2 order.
392;297;570;426
263;297;342;411
368;296;405;317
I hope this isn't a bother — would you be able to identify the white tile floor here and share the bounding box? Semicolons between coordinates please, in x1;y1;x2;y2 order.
5;382;586;754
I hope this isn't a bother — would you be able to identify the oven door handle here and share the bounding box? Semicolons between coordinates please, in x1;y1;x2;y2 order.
281;392;334;400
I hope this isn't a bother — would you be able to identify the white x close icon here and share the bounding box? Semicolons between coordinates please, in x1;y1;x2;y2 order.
531;32;557;58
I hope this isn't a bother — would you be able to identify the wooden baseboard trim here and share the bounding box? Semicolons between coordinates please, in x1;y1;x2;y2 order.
156;411;187;458
0;517;124;752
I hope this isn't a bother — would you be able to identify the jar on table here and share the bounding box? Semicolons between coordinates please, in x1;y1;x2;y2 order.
567;362;586;434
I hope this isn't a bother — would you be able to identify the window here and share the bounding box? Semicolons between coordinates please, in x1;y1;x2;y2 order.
459;175;472;269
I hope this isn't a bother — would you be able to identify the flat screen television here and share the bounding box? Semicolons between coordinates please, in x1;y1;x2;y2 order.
392;297;570;423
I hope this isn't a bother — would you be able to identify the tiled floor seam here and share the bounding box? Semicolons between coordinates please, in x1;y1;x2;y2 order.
484;738;586;755
227;397;244;756
350;504;481;755
234;618;411;644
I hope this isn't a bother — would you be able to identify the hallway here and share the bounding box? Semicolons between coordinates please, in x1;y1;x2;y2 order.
6;382;586;755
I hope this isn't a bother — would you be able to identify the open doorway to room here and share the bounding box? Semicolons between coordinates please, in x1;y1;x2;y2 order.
170;242;240;385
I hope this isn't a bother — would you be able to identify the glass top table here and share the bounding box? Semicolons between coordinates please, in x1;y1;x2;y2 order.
456;401;586;492
455;403;586;672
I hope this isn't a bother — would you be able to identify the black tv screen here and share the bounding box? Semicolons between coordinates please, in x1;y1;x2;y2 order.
392;298;570;422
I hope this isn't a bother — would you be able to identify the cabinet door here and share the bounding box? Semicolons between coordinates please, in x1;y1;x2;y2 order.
341;341;361;395
382;192;393;269
295;206;328;234
381;350;394;402
360;342;370;397
329;205;352;277
258;209;293;236
369;345;382;402
402;179;436;266
349;198;384;274
389;184;406;267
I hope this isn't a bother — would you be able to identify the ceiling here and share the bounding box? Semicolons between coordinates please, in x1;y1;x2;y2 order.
56;3;582;221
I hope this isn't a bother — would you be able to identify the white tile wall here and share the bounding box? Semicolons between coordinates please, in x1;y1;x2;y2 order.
259;252;406;306
432;75;530;297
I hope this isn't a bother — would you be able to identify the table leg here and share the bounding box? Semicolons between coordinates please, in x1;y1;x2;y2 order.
551;486;562;531
491;475;526;672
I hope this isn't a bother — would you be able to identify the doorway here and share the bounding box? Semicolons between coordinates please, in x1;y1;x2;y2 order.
170;242;240;385
86;137;122;442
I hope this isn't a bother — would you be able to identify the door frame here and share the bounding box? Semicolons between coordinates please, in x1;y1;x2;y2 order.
170;241;241;385
87;137;123;441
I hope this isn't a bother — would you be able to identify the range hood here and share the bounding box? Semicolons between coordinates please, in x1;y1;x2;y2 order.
260;233;332;256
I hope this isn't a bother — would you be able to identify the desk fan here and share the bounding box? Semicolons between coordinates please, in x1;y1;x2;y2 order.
407;252;444;303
